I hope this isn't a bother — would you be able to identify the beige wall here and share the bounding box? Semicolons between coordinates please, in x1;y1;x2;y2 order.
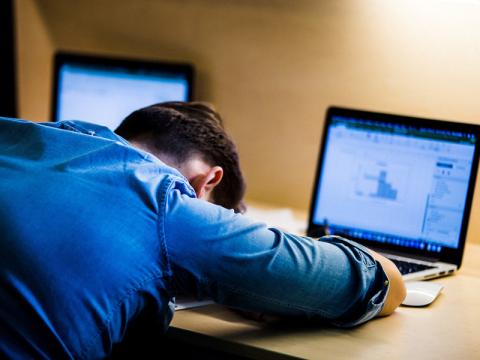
16;0;480;243
15;0;54;121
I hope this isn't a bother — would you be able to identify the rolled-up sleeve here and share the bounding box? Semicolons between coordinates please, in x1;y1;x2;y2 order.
164;189;389;327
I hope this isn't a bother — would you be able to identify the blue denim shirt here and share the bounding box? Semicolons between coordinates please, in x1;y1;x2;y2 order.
0;118;389;358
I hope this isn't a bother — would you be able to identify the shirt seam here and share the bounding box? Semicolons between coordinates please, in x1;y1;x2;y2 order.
157;177;175;279
80;176;176;358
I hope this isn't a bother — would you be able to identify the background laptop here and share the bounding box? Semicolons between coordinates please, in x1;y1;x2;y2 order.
307;107;480;281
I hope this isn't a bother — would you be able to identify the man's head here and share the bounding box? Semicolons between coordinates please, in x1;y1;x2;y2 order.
115;102;246;213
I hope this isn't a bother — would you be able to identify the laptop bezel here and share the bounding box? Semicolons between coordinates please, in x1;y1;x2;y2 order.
307;106;480;269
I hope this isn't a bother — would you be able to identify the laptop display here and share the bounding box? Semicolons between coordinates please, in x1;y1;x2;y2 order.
52;52;194;130
308;107;480;268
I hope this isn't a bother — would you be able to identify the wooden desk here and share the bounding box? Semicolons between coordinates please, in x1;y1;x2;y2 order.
168;244;480;360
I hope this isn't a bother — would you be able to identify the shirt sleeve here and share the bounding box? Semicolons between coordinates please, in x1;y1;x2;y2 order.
164;189;389;327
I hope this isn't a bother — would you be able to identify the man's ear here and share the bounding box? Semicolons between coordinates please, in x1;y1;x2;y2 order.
189;166;223;200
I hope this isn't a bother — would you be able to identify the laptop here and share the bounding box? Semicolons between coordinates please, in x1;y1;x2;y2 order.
307;107;480;281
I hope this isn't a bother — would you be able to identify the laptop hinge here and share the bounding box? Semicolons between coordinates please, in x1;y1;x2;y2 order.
367;245;441;263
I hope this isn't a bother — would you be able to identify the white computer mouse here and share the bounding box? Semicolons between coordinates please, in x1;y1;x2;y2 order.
401;281;444;307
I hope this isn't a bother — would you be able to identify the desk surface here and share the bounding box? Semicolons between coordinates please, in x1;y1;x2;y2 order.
169;243;480;359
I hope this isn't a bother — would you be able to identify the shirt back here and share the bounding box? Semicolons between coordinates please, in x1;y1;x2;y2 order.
0;118;193;358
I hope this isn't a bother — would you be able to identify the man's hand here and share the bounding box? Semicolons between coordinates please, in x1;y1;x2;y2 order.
369;250;407;316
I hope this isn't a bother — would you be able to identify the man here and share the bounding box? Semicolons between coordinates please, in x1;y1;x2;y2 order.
115;102;246;214
0;102;405;358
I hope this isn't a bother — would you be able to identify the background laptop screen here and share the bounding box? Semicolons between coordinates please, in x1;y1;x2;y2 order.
311;112;477;254
52;53;193;130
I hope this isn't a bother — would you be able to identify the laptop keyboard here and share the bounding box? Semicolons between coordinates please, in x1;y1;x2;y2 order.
388;258;436;275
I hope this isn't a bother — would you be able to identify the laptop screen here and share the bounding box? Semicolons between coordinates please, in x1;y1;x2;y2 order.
308;107;479;262
52;53;193;130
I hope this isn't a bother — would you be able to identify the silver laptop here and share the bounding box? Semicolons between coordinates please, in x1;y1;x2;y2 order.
307;107;480;281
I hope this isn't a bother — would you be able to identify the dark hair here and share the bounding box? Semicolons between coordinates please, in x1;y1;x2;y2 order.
115;102;246;213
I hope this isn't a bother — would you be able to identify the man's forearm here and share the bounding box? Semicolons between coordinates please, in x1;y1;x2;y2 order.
369;250;406;316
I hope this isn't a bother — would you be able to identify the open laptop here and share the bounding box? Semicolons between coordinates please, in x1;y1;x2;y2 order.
307;107;480;281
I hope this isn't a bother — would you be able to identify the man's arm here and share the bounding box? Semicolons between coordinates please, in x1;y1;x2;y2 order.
369;250;406;316
164;189;403;326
